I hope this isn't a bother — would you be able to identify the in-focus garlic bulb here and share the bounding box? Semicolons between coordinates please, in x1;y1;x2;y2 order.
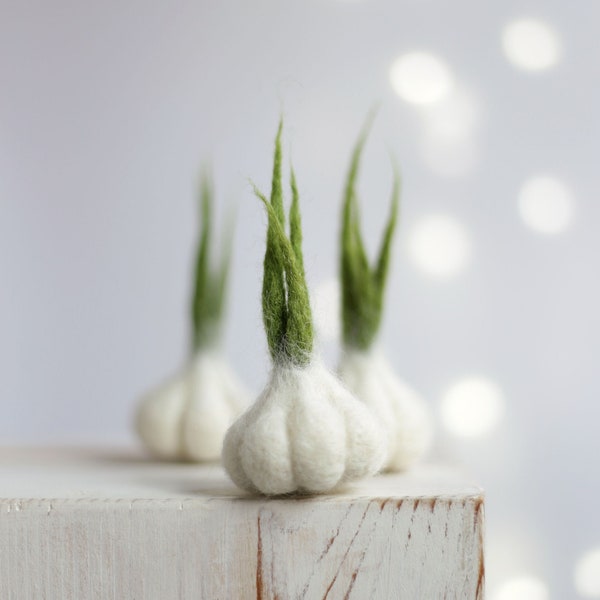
137;352;248;461
223;121;385;495
135;171;247;461
223;361;385;495
339;351;432;471
338;115;433;471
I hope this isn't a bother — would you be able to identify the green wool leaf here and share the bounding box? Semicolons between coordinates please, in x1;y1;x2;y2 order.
340;117;401;351
256;122;313;367
289;168;304;273
191;170;234;351
261;121;288;362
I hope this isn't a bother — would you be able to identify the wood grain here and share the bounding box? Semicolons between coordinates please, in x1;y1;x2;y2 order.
0;447;484;599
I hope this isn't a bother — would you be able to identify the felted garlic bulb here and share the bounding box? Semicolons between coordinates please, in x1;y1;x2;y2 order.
135;173;247;461
223;360;385;495
222;122;386;495
337;117;433;471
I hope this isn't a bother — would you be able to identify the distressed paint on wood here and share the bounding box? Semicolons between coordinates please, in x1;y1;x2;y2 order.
0;447;484;599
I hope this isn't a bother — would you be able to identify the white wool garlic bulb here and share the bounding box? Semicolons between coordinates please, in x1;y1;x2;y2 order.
224;122;385;495
339;350;433;471
136;352;247;461
222;360;386;495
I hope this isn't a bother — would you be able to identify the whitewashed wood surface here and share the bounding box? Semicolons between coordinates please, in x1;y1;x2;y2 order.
0;447;484;599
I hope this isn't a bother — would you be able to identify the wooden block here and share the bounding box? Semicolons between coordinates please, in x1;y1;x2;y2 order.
0;447;484;599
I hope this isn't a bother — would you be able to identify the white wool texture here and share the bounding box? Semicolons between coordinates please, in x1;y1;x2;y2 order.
338;350;433;472
135;352;248;462
222;360;386;496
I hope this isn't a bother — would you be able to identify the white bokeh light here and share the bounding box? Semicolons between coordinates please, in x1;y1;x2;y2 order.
420;135;480;178
502;18;562;71
486;527;546;594
518;175;574;234
389;52;453;105
312;278;341;342
492;576;549;600
441;377;505;438
418;87;482;178
575;548;600;598
421;86;482;142
407;214;471;279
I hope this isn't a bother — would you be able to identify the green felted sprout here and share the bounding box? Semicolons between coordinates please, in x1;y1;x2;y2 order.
340;116;400;351
253;120;314;367
191;171;234;351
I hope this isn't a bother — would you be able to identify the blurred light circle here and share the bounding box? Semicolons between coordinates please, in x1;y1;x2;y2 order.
407;214;471;279
492;576;549;600
313;278;340;342
575;548;600;597
441;377;504;438
389;52;453;105
518;175;574;234
420;135;480;178
502;19;562;71
421;87;482;142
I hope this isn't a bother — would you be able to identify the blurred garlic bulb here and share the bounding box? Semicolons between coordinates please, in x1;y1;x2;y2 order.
136;352;247;461
339;351;432;470
338;115;433;471
135;171;247;461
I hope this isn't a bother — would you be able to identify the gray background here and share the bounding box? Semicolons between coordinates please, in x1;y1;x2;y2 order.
2;0;598;597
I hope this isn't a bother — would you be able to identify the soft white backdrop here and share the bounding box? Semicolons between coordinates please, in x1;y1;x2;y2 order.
2;1;599;598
